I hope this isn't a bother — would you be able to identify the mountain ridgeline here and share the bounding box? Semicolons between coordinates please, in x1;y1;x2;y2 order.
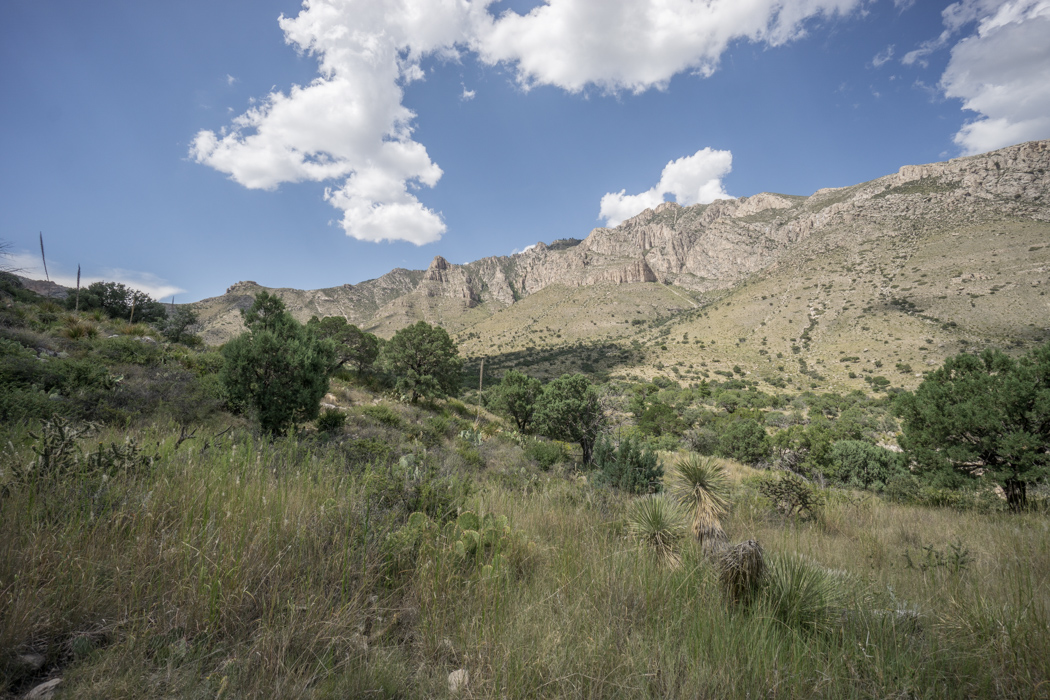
192;140;1050;389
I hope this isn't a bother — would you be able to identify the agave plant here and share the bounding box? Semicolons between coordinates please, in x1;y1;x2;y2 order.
628;495;687;568
669;454;731;552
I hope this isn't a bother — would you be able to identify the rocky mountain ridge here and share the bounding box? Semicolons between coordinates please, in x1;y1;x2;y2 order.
191;140;1050;344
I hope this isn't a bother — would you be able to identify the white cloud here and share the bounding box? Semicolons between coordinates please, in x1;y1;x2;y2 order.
226;74;237;86
472;0;865;93
872;45;894;67
599;147;733;227
940;1;1050;154
9;253;186;300
461;84;476;100
191;1;869;243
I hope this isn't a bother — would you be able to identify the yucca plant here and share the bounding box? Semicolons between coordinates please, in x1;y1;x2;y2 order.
717;539;766;606
669;454;730;552
628;495;687;568
62;321;94;339
762;554;848;636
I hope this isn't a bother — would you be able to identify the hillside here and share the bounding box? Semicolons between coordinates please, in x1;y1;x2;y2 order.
189;140;1050;391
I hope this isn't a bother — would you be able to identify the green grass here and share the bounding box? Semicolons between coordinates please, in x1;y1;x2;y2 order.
2;411;1047;698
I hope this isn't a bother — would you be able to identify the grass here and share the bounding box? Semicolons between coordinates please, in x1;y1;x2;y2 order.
2;407;1048;698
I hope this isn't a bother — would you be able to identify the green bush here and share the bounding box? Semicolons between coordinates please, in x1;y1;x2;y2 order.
716;418;770;465
316;409;346;434
361;404;402;427
828;440;906;491
523;439;566;471
592;435;662;494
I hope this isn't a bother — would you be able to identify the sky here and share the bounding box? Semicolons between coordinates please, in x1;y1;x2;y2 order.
2;0;1049;303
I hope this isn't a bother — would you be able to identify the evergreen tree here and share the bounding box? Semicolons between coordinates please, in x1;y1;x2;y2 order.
534;373;606;465
221;292;336;435
380;321;462;402
489;369;542;433
895;343;1050;510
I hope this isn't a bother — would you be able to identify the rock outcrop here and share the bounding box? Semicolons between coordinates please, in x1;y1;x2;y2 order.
191;140;1050;344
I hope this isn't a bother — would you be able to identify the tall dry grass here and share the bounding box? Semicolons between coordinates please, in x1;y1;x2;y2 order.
1;418;1047;698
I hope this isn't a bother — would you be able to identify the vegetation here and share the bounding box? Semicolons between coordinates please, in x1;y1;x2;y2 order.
221;292;336;435
307;315;380;375
488;369;542;433
380;320;462;402
895;343;1050;510
67;280;166;323
533;373;606;464
2;275;1050;698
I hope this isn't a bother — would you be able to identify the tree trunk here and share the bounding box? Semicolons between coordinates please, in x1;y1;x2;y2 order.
581;439;593;466
1004;477;1028;512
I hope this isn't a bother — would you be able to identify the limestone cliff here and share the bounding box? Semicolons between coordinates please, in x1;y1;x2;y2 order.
191;140;1050;344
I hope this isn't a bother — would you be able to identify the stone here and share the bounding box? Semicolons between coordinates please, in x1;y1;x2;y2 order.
24;678;61;700
448;669;469;694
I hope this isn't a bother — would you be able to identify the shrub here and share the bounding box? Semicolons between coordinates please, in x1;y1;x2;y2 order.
756;471;824;520
361;404;402;427
716;418;770;465
524;439;566;471
316;409;346;434
592;435;662;494
627;496;687;567
762;554;848;635
669;454;730;549
221;293;336;435
829;440;905;491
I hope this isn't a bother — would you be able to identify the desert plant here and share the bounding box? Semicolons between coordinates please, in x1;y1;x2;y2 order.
717;539;766;606
627;495;687;567
762;554;848;635
756;470;824;520
669;454;730;551
316;409;346;434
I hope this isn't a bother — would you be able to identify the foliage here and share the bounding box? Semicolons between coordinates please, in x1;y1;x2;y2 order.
307;315;380;375
534;373;606;465
756;471;824;521
828;439;906;491
592;434;662;494
716;417;770;465
669;454;730;549
380;321;462;402
636;401;685;437
523;438;566;471
488;369;542;433
627;495;687;567
220;292;336;435
316;409;346;434
157;306;200;345
718;540;766;606
895;343;1050;510
762;554;848;636
71;281;166;323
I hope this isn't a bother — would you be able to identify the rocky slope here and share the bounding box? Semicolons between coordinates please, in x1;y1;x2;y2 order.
191;140;1050;346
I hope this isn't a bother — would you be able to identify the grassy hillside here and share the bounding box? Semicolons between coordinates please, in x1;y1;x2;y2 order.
2;278;1049;698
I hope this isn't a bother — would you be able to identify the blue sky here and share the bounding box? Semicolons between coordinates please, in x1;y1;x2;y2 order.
2;0;1049;302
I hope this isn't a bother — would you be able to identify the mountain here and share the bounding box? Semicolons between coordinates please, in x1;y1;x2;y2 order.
191;140;1050;391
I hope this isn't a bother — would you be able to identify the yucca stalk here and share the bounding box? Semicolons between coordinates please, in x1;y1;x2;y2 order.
669;454;731;552
628;495;687;568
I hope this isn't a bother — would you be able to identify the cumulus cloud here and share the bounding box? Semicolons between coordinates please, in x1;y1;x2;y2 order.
472;0;865;93
902;0;1050;154
9;253;186;300
941;1;1050;154
599;147;733;227
192;0;868;243
461;85;476;101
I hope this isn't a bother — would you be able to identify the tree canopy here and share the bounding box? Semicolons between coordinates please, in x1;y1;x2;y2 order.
70;281;166;323
307;316;380;375
534;373;607;465
221;292;336;435
488;369;542;433
895;343;1050;510
380;321;462;402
